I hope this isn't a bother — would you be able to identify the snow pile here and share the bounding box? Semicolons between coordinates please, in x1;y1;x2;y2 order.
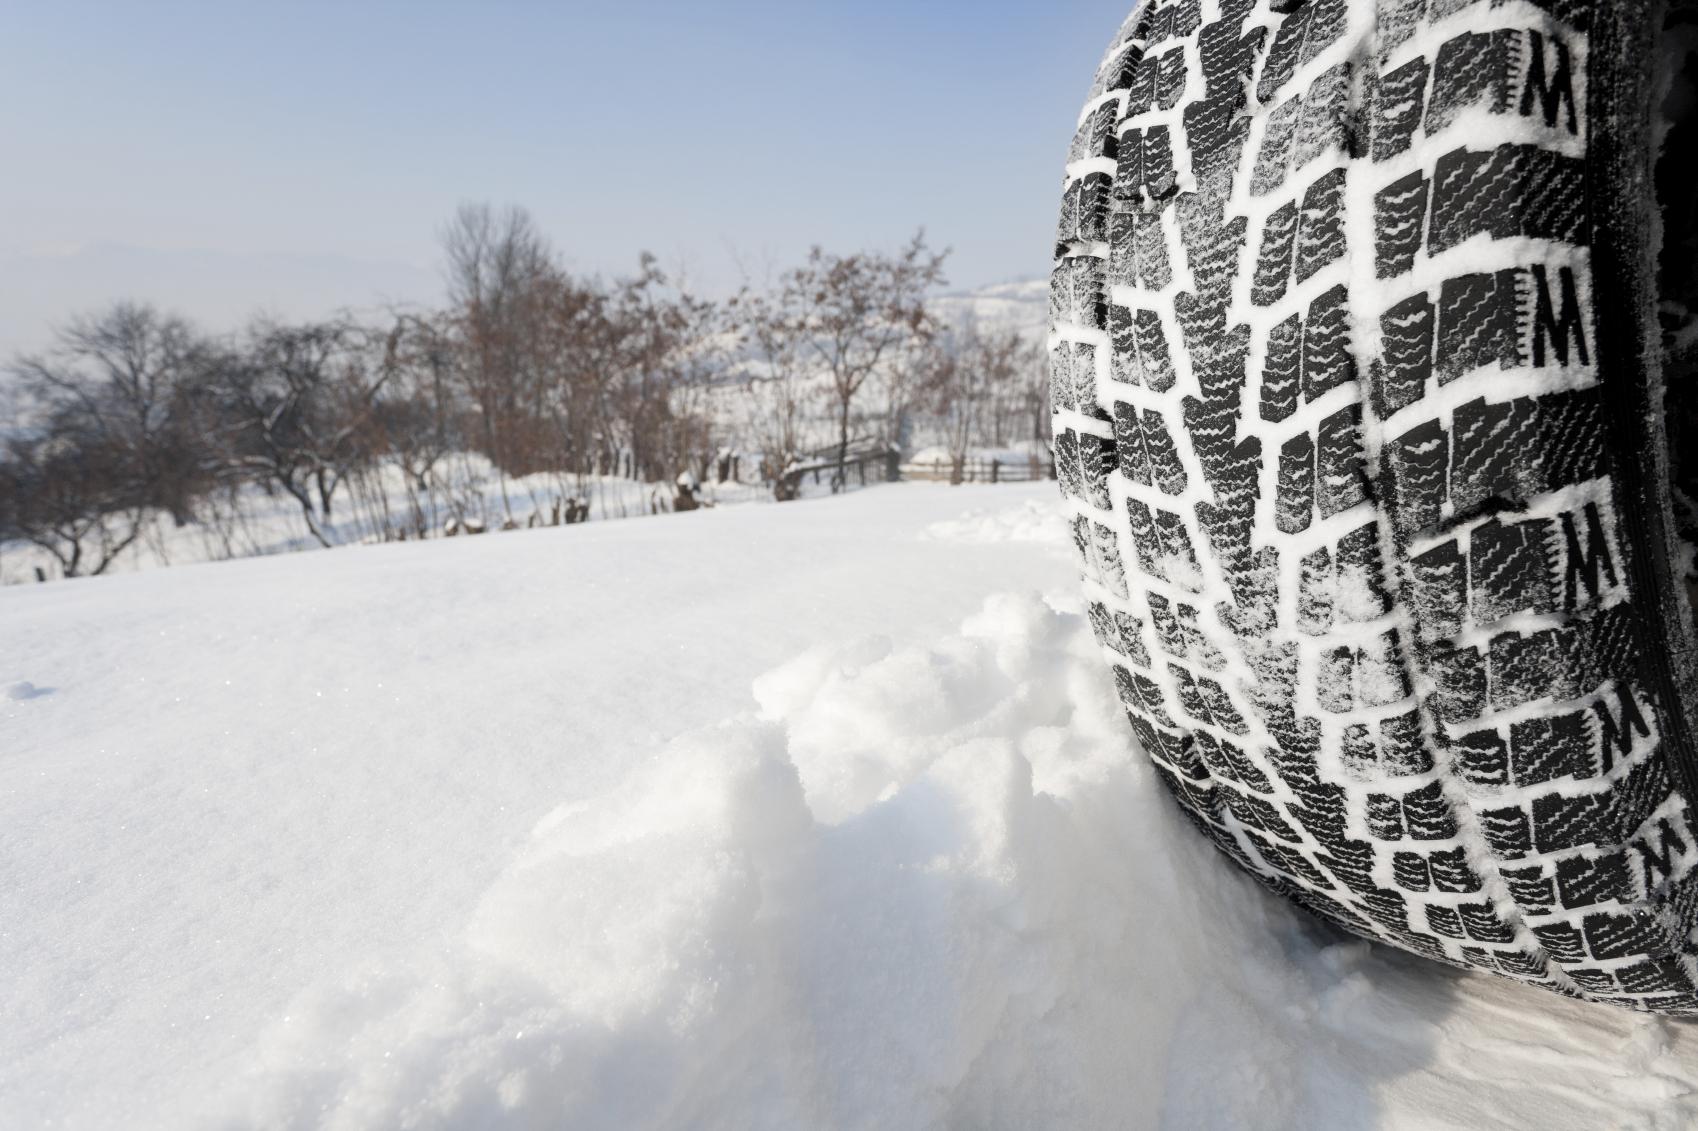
218;591;1698;1130
221;592;1245;1128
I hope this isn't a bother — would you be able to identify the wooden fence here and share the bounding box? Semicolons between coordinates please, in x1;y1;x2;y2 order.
899;455;1055;484
777;442;903;496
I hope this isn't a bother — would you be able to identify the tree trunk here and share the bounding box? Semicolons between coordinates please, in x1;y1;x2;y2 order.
316;468;336;521
282;476;332;548
835;396;851;493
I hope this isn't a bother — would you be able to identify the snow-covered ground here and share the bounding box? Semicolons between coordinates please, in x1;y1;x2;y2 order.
5;483;1696;1129
0;453;785;587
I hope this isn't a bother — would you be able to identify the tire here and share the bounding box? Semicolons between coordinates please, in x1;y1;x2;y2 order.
1051;0;1698;1012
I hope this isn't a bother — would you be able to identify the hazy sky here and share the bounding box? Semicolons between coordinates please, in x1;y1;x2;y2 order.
0;0;1127;357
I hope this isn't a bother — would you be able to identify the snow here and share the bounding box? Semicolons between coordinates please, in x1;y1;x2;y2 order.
0;453;787;586
930;278;1048;344
5;482;1697;1129
903;440;1052;467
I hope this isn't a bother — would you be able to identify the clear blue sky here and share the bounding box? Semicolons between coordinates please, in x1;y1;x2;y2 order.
0;0;1127;352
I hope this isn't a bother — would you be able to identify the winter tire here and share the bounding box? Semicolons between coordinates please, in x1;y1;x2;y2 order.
1051;0;1698;1012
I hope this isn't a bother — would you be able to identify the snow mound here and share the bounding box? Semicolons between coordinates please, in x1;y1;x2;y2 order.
213;592;1698;1130
920;499;1067;546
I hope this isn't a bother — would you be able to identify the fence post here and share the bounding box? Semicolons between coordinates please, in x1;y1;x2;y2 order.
991;459;1001;484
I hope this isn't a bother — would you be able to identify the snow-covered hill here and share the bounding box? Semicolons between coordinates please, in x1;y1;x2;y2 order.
932;276;1048;343
5;484;1694;1129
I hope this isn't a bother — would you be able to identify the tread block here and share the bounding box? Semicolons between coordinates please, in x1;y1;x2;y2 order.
1426;904;1465;938
1058;173;1113;249
1430;847;1483;892
1615;957;1696;996
1555;850;1632;910
1508;711;1593;786
1375;171;1431;278
1113;306;1180;391
1469;516;1556;623
1294;61;1355;171
1537;389;1608;491
1409;538;1466;643
1393;851;1432;890
1054;429;1082;500
1450;396;1539;515
1261;313;1303;421
1428;146;1588;254
1460;901;1517;943
1490;627;1579;712
1079;431;1117;510
1583;910;1665;962
1070;100;1121;164
1453;727;1509;788
1372;56;1430;161
1425;30;1516;136
1404;781;1459;840
1126;499;1205;592
1531;920;1586;963
1253;202;1299;306
1295;168;1348;283
1317;403;1369;517
1302;284;1355;401
1252;99;1302;197
1052;257;1108;331
1257;0;1347;104
1381;711;1434;775
1502;864;1557;914
1436;270;1520;383
1113;404;1188;496
1375;293;1435;415
1298;546;1334;635
1276;434;1316;533
1092;520;1130;597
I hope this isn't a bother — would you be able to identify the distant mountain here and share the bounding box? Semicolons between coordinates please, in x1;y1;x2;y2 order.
0;242;440;360
932;277;1048;344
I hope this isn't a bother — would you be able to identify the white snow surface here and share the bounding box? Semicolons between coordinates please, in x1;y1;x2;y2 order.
5;483;1697;1129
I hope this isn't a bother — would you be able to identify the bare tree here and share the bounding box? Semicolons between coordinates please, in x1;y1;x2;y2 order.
440;202;555;516
364;310;459;536
922;322;1028;482
776;233;948;488
0;428;148;577
207;317;396;547
737;289;811;500
9;303;215;523
600;257;725;484
1014;335;1050;447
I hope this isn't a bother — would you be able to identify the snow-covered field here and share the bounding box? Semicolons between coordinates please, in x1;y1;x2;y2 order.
0;454;784;587
5;483;1696;1129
